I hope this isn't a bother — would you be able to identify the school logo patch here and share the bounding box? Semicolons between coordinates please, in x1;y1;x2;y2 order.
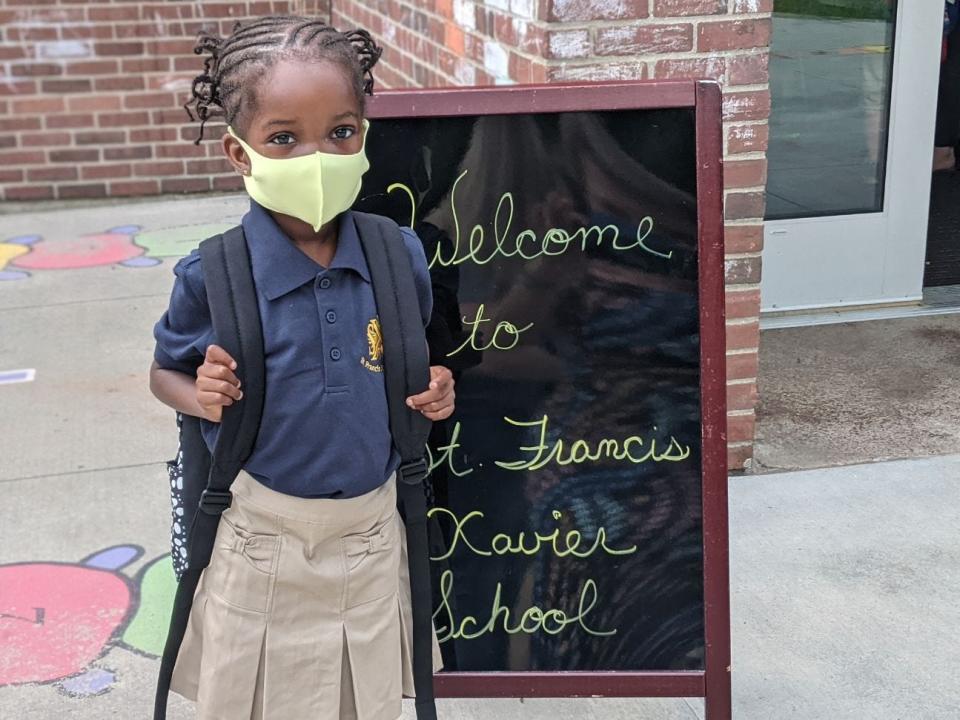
362;317;384;373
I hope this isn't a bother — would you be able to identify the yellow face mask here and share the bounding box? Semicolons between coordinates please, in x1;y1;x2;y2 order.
227;120;371;232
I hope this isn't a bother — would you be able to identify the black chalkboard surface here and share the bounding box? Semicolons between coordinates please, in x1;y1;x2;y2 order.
360;82;729;713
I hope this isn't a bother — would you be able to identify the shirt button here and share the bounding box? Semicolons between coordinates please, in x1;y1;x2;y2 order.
319;277;331;289
330;348;342;361
325;310;337;324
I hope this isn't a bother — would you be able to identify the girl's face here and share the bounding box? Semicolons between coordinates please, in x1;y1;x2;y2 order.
223;57;364;173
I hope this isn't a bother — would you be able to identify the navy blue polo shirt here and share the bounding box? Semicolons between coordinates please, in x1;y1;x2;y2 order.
153;201;432;498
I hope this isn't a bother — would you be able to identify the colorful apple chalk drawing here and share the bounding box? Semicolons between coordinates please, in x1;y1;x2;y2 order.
0;544;178;698
0;222;233;280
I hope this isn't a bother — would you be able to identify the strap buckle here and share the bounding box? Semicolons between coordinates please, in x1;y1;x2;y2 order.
199;489;232;515
398;458;429;486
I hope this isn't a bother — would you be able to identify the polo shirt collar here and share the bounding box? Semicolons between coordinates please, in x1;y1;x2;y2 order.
241;201;371;301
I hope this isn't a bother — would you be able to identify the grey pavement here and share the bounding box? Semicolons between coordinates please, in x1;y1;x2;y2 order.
1;195;958;718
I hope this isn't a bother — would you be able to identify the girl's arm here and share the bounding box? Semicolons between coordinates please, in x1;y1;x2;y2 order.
149;345;242;422
149;361;209;419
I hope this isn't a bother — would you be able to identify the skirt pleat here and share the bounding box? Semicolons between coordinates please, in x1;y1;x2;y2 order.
170;469;443;720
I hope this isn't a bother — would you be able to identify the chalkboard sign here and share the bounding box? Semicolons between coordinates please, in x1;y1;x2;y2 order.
360;82;729;716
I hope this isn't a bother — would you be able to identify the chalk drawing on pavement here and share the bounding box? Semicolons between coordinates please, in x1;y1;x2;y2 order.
0;222;233;280
0;544;178;698
0;369;36;385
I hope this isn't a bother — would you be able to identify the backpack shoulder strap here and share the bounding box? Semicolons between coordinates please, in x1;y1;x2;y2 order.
154;225;266;720
352;211;438;720
352;211;432;468
196;225;266;506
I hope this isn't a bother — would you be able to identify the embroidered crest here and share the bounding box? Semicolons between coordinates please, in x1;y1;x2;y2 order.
362;317;384;373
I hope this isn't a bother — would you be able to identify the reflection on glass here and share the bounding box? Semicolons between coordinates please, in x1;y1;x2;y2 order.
767;1;897;220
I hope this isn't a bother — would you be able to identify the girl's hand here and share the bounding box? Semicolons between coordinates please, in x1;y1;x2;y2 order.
196;344;242;423
407;366;455;421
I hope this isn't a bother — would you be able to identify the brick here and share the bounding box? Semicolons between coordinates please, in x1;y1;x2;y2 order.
46;114;95;129
66;60;119;76
104;146;152;160
8;100;63;123
133;160;185;176
732;0;773;11
156;143;208;158
49;148;99;163
724;224;763;254
122;58;170;73
0;150;49;173
110;179;160;197
21;132;72;147
722;90;770;122
727;412;755;443
60;24;115;40
140;3;196;19
698;19;771;52
725;288;761;319
125;92;177;109
11;63;63;77
0;46;27;61
81;164;134;180
99;111;150;128
726;380;757;411
75;130;127;145
68;95;123;112
545;0;648;21
153;109;191;125
88;5;140;21
727;123;768;154
58;183;108;200
5;185;55;201
725;191;766;221
726;351;759;381
41;78;92;94
132;128;180;143
549;61;647;82
725;256;761;285
27;166;79;182
0;136;15;149
94;42;145;57
726;320;760;351
161;177;212;193
728;53;768;85
145;39;195;56
724;158;767;188
95;76;146;92
0;169;25;183
655;0;725;16
0;80;37;96
213;174;245;192
546;29;591;59
596;24;693;56
0;117;42;132
654;57;726;81
7;26;58;42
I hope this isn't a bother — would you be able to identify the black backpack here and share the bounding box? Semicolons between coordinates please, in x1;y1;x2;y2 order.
154;213;438;720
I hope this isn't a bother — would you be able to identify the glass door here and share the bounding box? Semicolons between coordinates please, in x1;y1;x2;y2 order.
762;1;943;312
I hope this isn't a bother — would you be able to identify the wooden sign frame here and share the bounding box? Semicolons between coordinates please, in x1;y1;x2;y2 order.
368;80;731;720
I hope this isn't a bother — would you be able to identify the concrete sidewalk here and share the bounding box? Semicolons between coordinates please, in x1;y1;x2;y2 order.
1;196;958;718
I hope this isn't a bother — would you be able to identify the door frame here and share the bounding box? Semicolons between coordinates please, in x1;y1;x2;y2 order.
761;1;944;313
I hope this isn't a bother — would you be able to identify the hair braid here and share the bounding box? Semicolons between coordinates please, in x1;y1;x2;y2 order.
184;16;383;144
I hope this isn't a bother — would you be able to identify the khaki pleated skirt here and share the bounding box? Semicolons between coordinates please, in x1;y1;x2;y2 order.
170;469;443;720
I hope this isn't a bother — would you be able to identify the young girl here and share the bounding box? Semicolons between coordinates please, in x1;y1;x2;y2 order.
149;16;452;720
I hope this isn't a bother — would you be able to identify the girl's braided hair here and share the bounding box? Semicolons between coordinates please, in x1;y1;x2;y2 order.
184;16;382;144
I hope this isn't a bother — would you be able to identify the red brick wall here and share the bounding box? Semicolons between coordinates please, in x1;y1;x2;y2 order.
332;0;770;470
0;0;331;202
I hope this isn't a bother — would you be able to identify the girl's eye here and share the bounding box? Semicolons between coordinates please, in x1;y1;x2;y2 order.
332;126;355;140
268;133;295;146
